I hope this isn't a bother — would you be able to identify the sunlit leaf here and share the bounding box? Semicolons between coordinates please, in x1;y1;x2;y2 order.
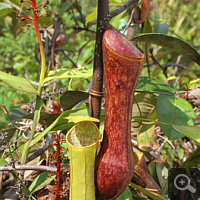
0;158;8;166
63;116;100;123
43;67;93;83
0;71;39;95
0;3;13;18
157;95;196;139
27;172;56;196
85;8;97;25
172;125;200;146
130;33;200;65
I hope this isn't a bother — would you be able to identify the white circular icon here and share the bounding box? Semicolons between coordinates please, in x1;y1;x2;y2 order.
174;174;196;193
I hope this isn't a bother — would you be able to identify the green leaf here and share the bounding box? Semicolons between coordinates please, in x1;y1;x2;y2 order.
132;92;158;134
63;116;100;123
172;125;200;146
43;67;93;83
0;158;8;166
130;33;200;65
0;3;13;18
85;8;97;25
129;182;167;200
27;172;56;196
116;187;133;200
157;95;195;139
0;71;39;95
24;108;90;150
137;125;159;151
10;108;29;123
60;91;89;111
154;23;169;34
59;1;73;17
136;76;175;95
180;147;200;168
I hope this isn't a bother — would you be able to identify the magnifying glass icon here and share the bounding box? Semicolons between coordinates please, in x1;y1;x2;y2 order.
174;174;196;193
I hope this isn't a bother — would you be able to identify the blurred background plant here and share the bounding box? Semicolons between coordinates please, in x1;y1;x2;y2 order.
0;0;200;199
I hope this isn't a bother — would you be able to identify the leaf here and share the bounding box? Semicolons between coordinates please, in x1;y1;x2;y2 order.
0;3;13;18
130;33;200;65
137;125;159;151
180;147;200;168
60;90;89;111
148;162;167;191
63;116;100;123
0;158;8;166
116;187;133;200
157;95;196;139
23;108;90;151
154;23;169;34
85;8;97;25
0;71;39;95
58;1;73;17
172;125;200;146
27;172;56;196
43;67;93;83
38;16;53;28
129;182;167;200
10;108;29;123
136;76;176;95
132;92;158;134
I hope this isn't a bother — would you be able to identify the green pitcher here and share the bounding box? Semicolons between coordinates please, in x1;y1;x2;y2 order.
66;121;100;200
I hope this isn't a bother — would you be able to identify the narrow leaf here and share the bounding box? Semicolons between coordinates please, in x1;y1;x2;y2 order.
180;147;200;168
43;67;93;83
131;33;200;65
0;71;39;95
63;116;100;123
10;108;29;123
28;172;56;195
129;182;167;200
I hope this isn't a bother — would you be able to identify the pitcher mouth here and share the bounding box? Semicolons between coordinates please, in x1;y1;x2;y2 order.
103;39;145;63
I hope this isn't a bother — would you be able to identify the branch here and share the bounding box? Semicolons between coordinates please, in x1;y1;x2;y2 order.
109;0;139;18
0;165;57;173
90;0;109;127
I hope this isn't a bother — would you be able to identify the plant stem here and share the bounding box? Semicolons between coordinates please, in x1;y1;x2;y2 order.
32;0;46;94
56;135;61;200
90;0;109;126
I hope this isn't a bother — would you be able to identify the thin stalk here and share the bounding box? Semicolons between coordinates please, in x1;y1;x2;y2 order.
56;136;61;200
22;0;46;165
90;0;109;127
32;0;46;94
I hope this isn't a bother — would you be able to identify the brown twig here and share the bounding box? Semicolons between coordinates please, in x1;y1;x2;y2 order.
109;0;139;18
90;0;109;127
0;165;57;173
